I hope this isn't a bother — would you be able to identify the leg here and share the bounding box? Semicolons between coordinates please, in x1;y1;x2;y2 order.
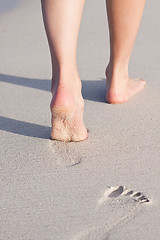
41;0;87;141
105;0;146;104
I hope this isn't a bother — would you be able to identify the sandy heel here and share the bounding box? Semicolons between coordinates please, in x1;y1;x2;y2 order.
51;107;74;142
51;107;87;142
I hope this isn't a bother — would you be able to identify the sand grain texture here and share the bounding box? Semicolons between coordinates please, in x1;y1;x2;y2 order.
0;0;160;239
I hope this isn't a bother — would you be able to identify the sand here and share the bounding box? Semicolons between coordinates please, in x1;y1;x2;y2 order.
0;0;160;239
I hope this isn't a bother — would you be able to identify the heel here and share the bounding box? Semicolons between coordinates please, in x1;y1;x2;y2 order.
50;107;88;142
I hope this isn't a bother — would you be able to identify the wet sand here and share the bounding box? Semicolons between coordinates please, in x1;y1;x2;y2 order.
0;0;160;239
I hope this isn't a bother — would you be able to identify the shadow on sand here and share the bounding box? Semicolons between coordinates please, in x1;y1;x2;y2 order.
0;73;106;138
0;116;51;139
0;73;106;103
0;0;21;15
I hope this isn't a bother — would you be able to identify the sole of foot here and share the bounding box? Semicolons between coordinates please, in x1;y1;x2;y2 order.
50;86;88;142
105;66;146;104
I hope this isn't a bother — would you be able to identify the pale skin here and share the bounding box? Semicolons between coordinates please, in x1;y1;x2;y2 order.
41;0;146;142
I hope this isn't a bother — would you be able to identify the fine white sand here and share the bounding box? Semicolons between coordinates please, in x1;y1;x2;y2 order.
0;0;160;239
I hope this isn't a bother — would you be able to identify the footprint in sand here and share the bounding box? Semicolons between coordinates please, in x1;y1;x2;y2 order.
98;185;150;205
72;186;150;240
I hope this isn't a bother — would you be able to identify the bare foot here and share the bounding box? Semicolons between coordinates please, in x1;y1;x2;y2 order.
50;79;88;142
105;64;146;104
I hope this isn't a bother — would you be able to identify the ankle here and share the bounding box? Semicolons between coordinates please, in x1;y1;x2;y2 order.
50;86;75;109
106;61;129;79
51;70;81;94
105;62;129;90
50;83;84;111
